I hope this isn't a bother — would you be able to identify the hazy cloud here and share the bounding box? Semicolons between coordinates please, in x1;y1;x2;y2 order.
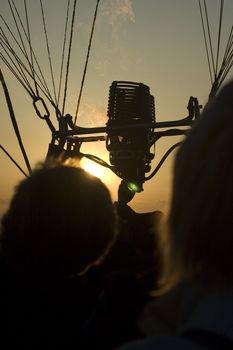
101;0;135;38
94;59;111;76
78;100;107;127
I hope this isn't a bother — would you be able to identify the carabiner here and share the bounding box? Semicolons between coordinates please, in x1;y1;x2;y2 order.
33;97;50;120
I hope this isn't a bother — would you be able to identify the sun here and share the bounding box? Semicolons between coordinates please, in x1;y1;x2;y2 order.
80;158;103;179
80;157;118;198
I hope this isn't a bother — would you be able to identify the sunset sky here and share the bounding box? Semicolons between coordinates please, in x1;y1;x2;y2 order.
1;0;233;218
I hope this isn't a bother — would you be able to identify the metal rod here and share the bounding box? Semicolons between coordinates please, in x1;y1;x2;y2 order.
54;116;193;137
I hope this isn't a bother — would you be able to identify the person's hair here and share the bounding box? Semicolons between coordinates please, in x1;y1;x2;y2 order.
1;164;116;279
166;80;233;290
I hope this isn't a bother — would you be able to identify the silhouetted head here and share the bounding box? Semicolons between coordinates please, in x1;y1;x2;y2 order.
1;164;116;280
167;79;233;290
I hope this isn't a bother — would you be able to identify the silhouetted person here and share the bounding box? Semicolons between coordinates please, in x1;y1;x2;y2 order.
0;163;116;349
79;189;163;349
116;81;233;349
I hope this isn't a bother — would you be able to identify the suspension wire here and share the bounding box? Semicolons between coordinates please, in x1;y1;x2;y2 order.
0;42;55;107
145;142;182;181
0;24;35;96
10;0;42;92
208;0;225;98
24;0;39;96
4;2;54;102
220;25;233;80
7;0;31;70
224;32;233;70
226;58;233;74
0;16;53;101
203;0;216;78
214;26;233;91
0;30;36;96
215;0;224;76
0;52;35;98
62;0;77;116
199;0;233;99
0;51;35;99
219;55;233;88
0;54;57;106
40;0;58;107
0;31;56;104
74;0;100;124
198;0;213;84
0;14;31;64
0;27;30;86
8;0;43;96
0;54;55;106
222;25;233;63
0;144;28;177
222;46;233;71
57;0;70;114
0;69;31;174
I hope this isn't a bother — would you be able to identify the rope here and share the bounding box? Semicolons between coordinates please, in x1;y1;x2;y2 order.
0;55;34;99
0;41;55;104
57;0;71;113
62;0;77;116
7;0;31;69
40;0;58;106
0;69;31;174
0;28;35;93
219;57;233;88
0;60;34;101
212;23;233;93
8;0;43;96
0;12;53;102
0;144;28;177
74;0;101;124
24;0;39;96
198;0;233;98
198;0;213;84
203;0;216;78
222;52;233;77
0;35;35;97
0;14;32;69
7;1;54;102
221;30;233;74
215;0;224;75
222;25;233;64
